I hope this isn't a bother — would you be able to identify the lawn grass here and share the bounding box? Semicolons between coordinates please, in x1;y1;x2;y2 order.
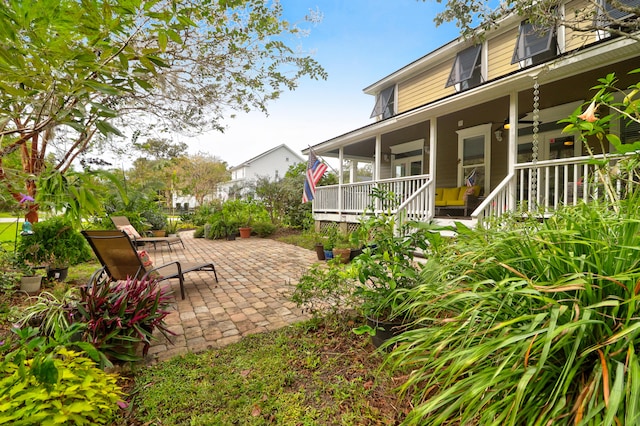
126;316;408;425
0;220;19;250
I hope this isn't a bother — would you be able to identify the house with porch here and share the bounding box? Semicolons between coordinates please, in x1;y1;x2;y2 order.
306;0;640;229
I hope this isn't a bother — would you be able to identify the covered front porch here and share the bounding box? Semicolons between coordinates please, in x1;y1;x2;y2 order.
313;152;632;228
307;37;639;228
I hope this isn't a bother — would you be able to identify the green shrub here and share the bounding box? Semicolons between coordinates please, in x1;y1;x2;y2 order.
252;220;276;237
387;197;640;425
290;259;359;317
193;226;205;238
0;326;123;425
16;216;92;268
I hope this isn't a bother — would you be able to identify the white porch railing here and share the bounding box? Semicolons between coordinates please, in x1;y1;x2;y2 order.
472;153;632;224
313;175;431;216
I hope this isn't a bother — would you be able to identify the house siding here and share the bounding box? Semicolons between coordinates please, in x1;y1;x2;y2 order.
397;61;455;113
487;28;519;80
564;0;598;52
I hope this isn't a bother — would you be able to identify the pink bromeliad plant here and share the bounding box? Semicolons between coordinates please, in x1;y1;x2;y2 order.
77;276;175;362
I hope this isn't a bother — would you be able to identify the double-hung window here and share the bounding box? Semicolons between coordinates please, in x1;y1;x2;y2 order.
446;44;482;91
370;86;395;119
512;21;557;66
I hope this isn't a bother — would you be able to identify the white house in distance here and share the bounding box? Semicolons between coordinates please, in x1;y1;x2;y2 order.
217;144;305;200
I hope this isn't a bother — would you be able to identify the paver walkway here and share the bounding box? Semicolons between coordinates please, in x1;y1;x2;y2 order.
143;231;317;364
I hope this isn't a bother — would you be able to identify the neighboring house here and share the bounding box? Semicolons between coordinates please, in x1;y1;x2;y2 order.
306;0;640;227
218;144;305;200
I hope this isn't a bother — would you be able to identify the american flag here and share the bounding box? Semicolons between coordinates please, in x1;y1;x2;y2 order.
466;169;477;187
302;148;328;203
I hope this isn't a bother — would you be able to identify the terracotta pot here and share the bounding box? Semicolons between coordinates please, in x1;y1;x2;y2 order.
332;248;351;263
20;275;42;294
151;230;166;237
239;227;252;238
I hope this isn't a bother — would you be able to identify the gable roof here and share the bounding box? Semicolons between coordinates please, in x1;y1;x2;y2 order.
229;144;305;171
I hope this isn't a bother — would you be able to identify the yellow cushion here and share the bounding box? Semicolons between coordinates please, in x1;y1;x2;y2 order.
435;188;443;202
442;187;460;203
435;200;447;206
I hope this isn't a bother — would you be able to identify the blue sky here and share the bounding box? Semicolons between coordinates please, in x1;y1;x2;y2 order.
187;0;460;166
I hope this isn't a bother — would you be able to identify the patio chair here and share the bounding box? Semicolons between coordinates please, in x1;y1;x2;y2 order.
82;230;218;300
110;216;185;252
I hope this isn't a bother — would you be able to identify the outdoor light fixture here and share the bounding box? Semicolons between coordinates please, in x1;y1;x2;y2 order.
494;129;503;142
503;116;537;129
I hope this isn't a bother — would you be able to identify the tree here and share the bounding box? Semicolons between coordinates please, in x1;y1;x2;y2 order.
0;0;326;221
175;153;229;206
426;0;640;41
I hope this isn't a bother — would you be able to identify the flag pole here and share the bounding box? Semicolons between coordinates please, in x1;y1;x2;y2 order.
307;146;338;174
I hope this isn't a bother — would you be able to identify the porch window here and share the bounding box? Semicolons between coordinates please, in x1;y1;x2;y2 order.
621;118;640;145
370;86;395;119
511;21;557;66
445;44;482;90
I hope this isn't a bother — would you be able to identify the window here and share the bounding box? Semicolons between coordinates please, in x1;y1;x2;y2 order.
597;0;640;31
370;86;395;119
446;44;482;90
621;118;640;145
512;21;557;66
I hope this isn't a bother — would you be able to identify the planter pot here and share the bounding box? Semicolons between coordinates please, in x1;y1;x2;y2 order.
226;233;237;241
315;243;326;260
20;275;42;294
367;316;409;349
151;230;166;237
46;266;69;282
349;247;363;260
332;248;351;263
323;249;334;260
239;227;252;238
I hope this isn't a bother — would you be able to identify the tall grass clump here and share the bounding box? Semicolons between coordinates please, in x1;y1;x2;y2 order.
388;194;640;425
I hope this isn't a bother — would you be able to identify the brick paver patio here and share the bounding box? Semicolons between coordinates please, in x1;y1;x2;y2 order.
143;231;317;364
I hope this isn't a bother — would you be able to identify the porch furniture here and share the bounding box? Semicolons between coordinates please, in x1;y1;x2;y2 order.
435;185;482;216
111;216;185;252
82;230;218;300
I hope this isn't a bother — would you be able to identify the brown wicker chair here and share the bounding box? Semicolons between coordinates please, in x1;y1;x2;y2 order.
110;216;184;252
82;230;217;300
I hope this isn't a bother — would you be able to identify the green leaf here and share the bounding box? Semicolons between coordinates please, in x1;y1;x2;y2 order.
158;31;167;51
95;120;123;137
83;80;121;96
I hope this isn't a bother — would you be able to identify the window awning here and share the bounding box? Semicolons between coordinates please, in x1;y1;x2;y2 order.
370;86;394;119
605;0;640;20
446;44;481;88
512;21;555;64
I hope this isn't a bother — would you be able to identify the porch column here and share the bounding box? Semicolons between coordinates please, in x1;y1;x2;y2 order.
349;161;357;184
375;135;382;212
338;147;344;217
429;119;437;215
507;90;518;210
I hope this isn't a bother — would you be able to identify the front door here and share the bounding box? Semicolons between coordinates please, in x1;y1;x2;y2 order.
457;124;491;194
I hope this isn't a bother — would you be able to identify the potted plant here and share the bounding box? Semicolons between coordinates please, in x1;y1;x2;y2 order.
19;263;42;294
16;216;92;282
141;206;168;237
332;232;353;264
350;189;432;347
0;250;42;294
165;217;179;236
